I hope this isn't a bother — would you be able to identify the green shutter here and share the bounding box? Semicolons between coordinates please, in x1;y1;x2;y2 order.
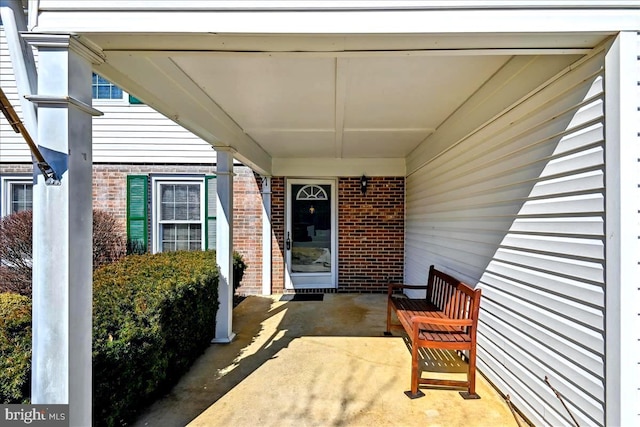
127;175;149;253
204;175;217;250
128;94;144;105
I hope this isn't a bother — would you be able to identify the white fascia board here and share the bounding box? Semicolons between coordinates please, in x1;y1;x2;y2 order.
33;9;640;34
272;158;406;177
35;1;640;11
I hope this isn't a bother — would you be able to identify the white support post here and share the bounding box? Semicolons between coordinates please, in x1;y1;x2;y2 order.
604;31;640;427
261;176;272;295
213;149;236;343
23;34;103;427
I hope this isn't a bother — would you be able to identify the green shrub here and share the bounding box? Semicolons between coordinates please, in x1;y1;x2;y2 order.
0;249;226;426
233;251;247;293
0;293;31;403
92;250;219;426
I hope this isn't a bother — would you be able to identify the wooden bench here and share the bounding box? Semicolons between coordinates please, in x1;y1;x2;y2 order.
385;265;482;399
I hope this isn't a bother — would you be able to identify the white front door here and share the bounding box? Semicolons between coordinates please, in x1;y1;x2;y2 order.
285;179;337;289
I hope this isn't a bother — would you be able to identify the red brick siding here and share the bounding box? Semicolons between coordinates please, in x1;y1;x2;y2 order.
232;169;263;295
0;164;33;175
271;177;286;293
338;177;405;292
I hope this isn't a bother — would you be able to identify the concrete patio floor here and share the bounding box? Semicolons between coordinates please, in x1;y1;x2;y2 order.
133;294;525;427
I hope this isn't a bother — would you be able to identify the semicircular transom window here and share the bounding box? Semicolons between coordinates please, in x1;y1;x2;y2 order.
296;185;328;201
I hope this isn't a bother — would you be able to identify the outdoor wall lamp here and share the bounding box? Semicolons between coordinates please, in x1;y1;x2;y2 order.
360;174;369;195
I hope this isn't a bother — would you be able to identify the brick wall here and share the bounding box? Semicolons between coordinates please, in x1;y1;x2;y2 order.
1;163;263;293
0;163;33;175
232;169;263;295
338;177;404;292
271;177;286;293
270;176;405;293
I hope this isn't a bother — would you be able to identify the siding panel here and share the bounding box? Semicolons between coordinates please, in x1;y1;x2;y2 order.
0;24;31;161
406;50;606;426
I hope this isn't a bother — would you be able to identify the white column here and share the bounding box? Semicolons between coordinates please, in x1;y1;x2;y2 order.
213;149;236;343
261;176;272;295
23;34;103;427
604;31;640;427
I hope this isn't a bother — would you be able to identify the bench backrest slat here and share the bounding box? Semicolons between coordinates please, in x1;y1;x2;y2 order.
427;265;481;333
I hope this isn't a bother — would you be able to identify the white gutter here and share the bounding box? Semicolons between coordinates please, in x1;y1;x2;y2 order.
0;0;38;139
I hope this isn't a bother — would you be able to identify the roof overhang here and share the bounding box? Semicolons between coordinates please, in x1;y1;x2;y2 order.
27;2;639;176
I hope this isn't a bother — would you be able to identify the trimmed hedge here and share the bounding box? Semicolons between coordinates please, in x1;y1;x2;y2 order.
0;250;223;427
93;250;219;426
0;293;31;404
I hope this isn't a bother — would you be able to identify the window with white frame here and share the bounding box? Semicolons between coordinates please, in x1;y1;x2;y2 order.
1;177;33;216
156;180;204;252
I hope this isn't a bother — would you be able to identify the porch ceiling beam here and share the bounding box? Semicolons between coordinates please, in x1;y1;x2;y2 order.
114;48;592;58
272;157;406;177
94;53;272;175
242;127;437;132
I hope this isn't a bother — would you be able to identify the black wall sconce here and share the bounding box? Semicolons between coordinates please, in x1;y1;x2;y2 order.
360;174;369;195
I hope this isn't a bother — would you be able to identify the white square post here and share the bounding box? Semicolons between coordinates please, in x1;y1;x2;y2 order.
23;34;103;426
261;176;272;295
604;31;640;427
213;149;236;343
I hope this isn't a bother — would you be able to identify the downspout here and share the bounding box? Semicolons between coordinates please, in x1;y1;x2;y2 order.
0;0;38;139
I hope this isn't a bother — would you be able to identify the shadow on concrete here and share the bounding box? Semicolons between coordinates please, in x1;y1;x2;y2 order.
133;294;518;427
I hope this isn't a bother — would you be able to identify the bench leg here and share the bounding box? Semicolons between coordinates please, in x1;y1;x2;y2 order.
459;347;480;400
404;342;425;399
384;301;393;336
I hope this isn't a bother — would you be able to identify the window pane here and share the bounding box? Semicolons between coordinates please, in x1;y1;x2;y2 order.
176;225;189;240
160;223;202;253
175;204;188;220
160;185;175;220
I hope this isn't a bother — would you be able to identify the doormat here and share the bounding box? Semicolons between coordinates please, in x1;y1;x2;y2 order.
280;294;324;302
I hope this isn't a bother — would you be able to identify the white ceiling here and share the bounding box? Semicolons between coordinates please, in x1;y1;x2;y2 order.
173;54;510;159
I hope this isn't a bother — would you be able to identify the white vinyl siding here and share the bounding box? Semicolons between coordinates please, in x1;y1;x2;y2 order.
0;24;31;162
406;49;606;427
91;105;218;163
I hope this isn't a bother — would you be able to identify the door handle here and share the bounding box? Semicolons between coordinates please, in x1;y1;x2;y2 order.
286;232;291;250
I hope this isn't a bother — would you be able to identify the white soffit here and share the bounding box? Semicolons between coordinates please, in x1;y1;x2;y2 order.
169;52;510;160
